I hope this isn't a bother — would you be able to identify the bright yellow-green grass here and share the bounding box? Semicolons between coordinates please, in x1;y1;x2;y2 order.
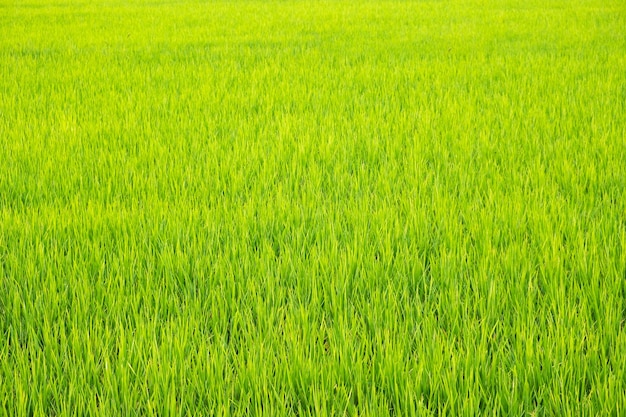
1;0;625;415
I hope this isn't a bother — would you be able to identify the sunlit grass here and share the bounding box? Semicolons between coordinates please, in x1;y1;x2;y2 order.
1;0;625;415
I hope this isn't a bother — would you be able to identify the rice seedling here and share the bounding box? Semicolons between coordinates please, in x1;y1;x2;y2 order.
1;0;625;415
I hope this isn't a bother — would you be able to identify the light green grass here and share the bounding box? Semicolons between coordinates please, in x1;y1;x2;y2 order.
1;0;625;415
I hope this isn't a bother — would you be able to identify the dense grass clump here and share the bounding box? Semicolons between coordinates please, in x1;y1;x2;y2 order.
1;0;625;415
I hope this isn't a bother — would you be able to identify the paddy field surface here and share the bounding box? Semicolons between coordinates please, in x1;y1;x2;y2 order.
1;0;625;415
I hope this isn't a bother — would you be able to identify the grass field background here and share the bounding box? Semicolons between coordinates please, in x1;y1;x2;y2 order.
1;0;625;415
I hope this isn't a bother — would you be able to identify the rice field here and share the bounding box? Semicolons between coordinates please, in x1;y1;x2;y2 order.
1;0;625;415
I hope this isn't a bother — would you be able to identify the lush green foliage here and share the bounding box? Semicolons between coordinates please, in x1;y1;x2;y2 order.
1;0;625;415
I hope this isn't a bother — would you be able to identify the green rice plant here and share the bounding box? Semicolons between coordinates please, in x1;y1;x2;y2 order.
1;0;625;415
